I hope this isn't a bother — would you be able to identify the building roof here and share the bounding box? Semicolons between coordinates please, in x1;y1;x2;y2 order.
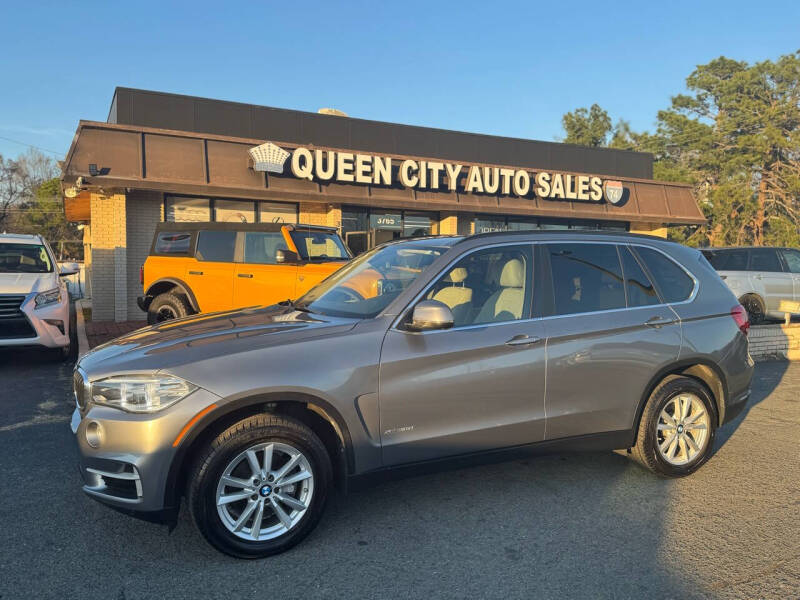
108;87;653;179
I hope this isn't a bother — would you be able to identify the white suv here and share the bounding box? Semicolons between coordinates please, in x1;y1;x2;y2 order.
702;246;800;323
0;233;76;356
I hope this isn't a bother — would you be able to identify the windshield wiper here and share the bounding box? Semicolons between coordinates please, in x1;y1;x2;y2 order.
278;298;313;313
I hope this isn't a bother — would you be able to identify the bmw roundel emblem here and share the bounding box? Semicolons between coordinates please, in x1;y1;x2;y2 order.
259;485;272;497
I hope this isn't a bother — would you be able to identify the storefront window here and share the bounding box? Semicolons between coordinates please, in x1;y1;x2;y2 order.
165;196;297;225
403;213;434;238
474;217;507;233
166;197;211;222
259;201;297;224
215;200;255;223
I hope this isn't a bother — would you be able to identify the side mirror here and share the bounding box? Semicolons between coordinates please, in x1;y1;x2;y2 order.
275;249;298;264
59;263;80;276
407;300;454;332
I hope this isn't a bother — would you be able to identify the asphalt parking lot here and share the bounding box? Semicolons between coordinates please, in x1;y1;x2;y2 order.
0;346;798;599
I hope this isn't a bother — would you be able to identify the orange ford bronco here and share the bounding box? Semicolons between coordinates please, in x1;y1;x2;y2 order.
138;222;351;323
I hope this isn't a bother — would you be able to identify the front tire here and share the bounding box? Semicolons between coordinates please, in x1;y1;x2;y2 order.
631;376;717;477
187;414;332;558
147;291;190;324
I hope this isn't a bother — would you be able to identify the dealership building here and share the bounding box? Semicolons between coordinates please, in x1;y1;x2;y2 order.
61;88;705;322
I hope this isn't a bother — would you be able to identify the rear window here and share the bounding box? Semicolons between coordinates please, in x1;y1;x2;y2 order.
195;231;236;262
635;247;695;303
153;232;192;255
548;243;625;315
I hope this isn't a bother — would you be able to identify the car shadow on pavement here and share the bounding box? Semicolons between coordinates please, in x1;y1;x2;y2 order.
713;358;789;451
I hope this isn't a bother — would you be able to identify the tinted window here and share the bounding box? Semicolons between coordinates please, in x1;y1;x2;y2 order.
636;247;694;303
195;231;236;262
780;249;800;274
289;230;349;260
243;232;287;264
425;245;532;327
748;248;782;272
549;243;625;315
702;249;748;271
154;232;191;255
621;246;659;307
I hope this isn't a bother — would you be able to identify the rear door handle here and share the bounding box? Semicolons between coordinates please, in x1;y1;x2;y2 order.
505;334;542;347
188;270;203;275
237;273;254;278
644;315;675;328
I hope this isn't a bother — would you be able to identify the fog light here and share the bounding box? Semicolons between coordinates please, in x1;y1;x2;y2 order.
85;421;104;448
44;319;65;335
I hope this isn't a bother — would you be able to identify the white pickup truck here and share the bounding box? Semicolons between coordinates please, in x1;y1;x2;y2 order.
702;246;800;324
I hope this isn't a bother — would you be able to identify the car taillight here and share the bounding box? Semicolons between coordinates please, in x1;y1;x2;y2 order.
139;265;144;285
731;304;749;336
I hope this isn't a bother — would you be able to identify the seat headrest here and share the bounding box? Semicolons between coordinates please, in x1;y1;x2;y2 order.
499;259;524;288
443;267;468;283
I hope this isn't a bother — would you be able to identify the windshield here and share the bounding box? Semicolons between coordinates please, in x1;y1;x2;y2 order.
289;230;350;261
0;243;53;273
296;238;459;318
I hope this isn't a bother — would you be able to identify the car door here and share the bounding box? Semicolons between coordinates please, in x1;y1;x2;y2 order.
378;243;546;466
541;243;682;441
189;230;236;313
233;231;298;308
748;248;794;316
779;249;800;309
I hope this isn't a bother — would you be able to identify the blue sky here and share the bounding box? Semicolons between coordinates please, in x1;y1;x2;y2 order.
1;0;798;160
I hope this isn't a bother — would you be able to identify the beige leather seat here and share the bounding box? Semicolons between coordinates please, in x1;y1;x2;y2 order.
475;258;525;323
432;267;472;325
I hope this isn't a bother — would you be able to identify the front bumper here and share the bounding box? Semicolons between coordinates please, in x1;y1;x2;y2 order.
71;387;221;513
0;292;70;348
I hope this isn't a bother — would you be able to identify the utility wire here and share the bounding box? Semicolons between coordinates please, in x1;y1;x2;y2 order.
0;135;64;157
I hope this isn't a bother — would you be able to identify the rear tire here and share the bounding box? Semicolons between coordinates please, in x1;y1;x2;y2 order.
631;376;717;477
187;414;332;558
147;291;190;324
740;294;765;325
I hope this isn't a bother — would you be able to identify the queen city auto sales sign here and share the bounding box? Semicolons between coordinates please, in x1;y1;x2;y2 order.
249;142;626;205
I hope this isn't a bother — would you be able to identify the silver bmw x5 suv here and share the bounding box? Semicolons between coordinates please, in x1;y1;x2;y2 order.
72;231;753;558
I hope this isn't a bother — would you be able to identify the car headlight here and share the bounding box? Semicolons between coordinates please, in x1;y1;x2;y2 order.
34;288;61;308
91;375;197;413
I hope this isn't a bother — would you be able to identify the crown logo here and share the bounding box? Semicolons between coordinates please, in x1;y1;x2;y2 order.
249;141;290;173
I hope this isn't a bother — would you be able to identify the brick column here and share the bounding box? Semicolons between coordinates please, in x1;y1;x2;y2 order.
630;222;668;238
438;212;459;235
89;191;128;322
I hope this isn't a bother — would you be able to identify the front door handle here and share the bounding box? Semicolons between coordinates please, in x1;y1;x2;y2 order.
188;270;203;275
237;273;254;278
505;334;542;347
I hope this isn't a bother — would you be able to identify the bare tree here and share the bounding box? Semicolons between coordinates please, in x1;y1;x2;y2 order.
0;149;59;231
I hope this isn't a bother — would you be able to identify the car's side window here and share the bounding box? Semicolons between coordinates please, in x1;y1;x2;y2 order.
243;232;287;265
154;231;192;255
620;246;660;307
780;249;800;274
548;243;625;315
195;231;236;262
425;245;532;327
748;248;782;272
635;247;695;303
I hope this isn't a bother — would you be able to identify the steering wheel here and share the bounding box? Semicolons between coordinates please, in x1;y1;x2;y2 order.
326;287;364;304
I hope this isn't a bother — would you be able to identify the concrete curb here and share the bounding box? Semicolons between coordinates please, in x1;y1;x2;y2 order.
75;299;91;358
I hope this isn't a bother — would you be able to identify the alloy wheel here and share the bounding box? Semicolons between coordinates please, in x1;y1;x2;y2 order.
215;442;315;541
656;393;710;466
